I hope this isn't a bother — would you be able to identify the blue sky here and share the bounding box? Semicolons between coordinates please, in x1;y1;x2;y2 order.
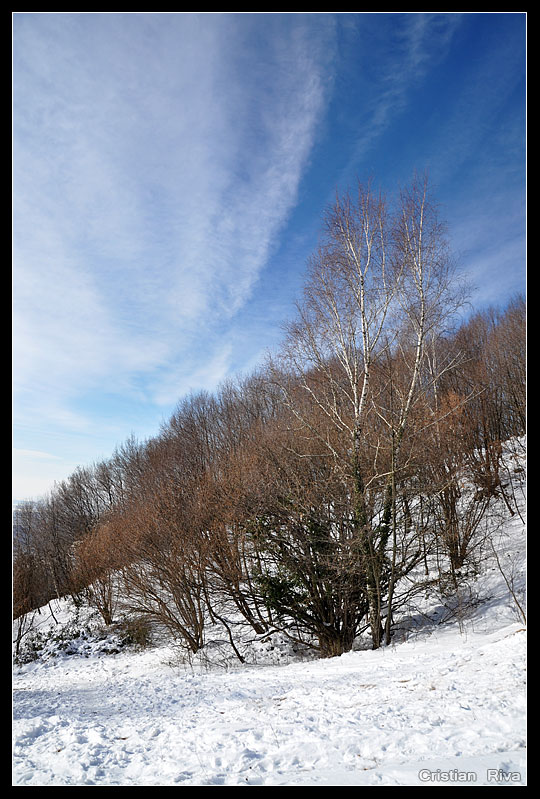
13;12;526;501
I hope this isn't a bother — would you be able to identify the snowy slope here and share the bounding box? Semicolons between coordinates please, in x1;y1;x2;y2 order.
12;444;527;786
12;620;526;786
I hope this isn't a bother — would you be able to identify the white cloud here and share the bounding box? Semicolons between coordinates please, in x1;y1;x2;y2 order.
13;14;335;497
153;342;235;407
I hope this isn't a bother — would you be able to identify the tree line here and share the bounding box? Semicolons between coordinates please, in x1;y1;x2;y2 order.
13;175;526;659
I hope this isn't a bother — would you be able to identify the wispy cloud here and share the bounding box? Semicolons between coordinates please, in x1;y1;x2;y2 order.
13;13;335;448
346;13;463;165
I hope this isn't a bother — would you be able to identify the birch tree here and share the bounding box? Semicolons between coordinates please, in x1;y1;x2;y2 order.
270;174;465;648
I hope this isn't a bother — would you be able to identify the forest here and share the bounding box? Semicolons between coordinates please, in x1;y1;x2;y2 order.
13;176;526;661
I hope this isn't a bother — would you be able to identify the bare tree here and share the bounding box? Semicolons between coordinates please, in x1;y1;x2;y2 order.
268;174;466;649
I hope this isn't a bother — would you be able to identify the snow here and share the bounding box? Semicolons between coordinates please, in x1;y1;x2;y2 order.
12;445;527;786
12;621;527;786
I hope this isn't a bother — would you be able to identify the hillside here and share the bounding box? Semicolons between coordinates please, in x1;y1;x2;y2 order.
12;441;526;786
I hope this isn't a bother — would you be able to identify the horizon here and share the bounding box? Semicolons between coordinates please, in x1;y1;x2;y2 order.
13;12;526;502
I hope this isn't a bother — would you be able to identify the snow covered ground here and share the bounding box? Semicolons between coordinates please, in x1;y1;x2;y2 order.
12;619;526;786
12;446;527;786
